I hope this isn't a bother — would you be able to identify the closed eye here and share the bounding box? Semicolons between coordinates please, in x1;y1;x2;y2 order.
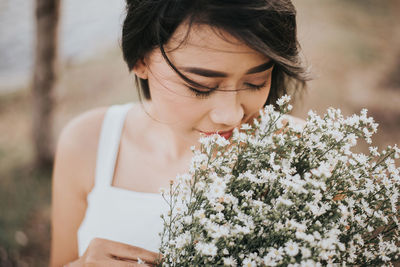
187;81;267;99
187;86;215;98
244;82;267;90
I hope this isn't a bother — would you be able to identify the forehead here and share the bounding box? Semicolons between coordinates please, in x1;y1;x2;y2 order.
156;22;269;69
168;22;255;53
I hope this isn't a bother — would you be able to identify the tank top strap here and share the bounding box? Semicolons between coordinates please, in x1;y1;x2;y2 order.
94;103;133;188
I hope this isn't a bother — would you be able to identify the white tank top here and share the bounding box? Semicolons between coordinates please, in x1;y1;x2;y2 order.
77;103;169;256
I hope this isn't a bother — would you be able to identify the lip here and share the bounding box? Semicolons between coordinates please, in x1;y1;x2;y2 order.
198;129;234;139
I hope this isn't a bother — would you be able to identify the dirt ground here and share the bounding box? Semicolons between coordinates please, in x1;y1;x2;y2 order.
0;0;399;266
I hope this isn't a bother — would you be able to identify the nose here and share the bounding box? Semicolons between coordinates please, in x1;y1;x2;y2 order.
209;91;244;127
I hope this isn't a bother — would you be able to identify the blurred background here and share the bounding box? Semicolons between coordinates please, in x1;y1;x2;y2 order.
0;0;399;265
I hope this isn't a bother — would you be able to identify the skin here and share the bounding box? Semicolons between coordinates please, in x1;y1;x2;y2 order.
50;21;285;267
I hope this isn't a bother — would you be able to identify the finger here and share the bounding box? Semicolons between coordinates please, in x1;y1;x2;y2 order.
87;254;154;267
83;255;146;267
110;255;161;266
112;255;157;266
96;238;161;264
98;258;152;267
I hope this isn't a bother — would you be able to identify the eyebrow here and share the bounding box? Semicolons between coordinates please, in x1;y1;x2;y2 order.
178;60;274;78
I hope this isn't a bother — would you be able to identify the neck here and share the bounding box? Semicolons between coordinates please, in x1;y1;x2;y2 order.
139;101;199;162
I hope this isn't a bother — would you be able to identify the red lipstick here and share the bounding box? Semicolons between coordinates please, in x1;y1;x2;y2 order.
200;129;233;140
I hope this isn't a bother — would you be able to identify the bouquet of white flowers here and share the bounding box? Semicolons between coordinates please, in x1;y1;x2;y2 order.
158;96;400;266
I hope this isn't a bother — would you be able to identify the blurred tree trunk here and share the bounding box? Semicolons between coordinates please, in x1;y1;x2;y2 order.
32;0;60;169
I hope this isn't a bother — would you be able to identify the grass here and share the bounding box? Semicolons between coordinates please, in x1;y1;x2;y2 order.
0;87;51;266
0;167;51;267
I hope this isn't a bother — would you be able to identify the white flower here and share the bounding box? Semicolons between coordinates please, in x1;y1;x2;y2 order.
338;204;350;218
369;146;379;156
233;224;251;235
296;232;315;244
313;231;322;240
183;216;192;224
276;95;291;106
311;162;332;178
319;238;335;250
276;196;294;207
353;153;369;165
206;176;227;200
307;203;327;216
191;152;208;167
174;231;191;249
242;258;257;267
390;191;399;213
281;174;307;194
240;123;252;130
208;223;230;239
216;135;231;147
337;242;345;252
285;240;299;256
274;221;285;231
287;219;307;232
301;247;311;258
223;256;237;267
214;203;225;212
195;242;218;257
233;132;248;142
266;247;284;261
379;249;391;262
194;209;206;221
330;130;344;142
160;102;400;266
363;250;374;260
300;259;320;267
263;255;277;266
346;133;358;147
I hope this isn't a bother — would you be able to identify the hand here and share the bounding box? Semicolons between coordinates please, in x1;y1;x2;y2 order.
67;238;162;266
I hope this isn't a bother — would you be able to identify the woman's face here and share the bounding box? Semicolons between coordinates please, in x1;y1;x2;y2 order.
136;22;274;144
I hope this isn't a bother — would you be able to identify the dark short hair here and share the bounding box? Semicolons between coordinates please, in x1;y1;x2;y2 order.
121;0;310;107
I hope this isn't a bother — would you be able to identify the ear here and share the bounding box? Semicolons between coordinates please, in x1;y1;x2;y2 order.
132;57;148;79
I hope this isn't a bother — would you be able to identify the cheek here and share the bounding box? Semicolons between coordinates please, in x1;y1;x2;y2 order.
149;81;205;124
241;87;270;124
243;85;271;114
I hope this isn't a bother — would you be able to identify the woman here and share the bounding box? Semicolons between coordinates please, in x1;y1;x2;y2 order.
50;0;310;266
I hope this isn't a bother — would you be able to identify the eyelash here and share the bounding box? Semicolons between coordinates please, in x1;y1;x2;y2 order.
188;82;267;99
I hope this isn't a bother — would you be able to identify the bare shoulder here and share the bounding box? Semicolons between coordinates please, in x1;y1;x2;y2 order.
55;106;109;193
59;106;109;144
50;106;109;266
